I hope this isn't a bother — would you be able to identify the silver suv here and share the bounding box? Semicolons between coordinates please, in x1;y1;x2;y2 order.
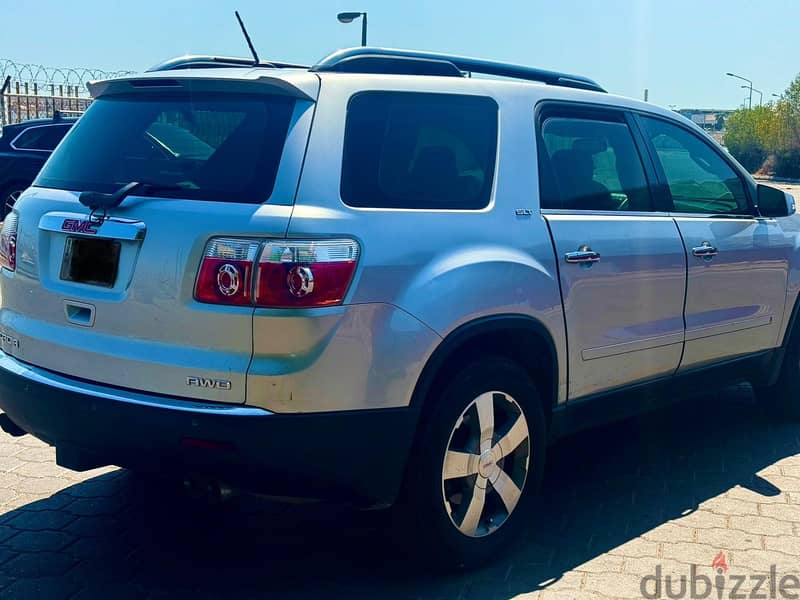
0;47;797;567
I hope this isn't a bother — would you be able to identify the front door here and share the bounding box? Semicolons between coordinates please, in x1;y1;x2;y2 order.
538;106;686;399
638;115;792;370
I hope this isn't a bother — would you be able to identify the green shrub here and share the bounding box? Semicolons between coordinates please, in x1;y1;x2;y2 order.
727;142;767;173
775;149;800;178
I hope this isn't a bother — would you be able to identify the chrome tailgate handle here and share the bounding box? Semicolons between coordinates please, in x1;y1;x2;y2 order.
565;248;601;264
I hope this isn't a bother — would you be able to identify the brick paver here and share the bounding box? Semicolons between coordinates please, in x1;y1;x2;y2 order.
0;384;799;598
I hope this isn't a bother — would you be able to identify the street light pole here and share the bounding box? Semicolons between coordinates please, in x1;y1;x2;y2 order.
727;72;753;109
337;12;368;46
361;12;367;46
741;85;763;106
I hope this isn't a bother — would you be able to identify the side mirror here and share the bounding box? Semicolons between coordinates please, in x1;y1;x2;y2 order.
757;184;796;218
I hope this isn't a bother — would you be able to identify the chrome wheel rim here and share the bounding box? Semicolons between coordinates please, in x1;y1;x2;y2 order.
5;190;22;216
441;390;530;538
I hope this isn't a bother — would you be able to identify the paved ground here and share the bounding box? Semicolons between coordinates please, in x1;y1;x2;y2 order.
1;384;800;599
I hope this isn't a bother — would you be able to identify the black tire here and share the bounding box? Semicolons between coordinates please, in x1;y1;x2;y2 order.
756;327;800;419
395;357;546;569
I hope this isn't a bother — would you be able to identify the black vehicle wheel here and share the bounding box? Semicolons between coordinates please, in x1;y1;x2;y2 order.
0;183;27;220
396;357;546;569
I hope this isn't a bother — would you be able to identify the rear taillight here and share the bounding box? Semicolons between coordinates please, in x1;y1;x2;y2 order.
195;238;260;306
0;213;18;272
195;238;360;308
255;240;360;307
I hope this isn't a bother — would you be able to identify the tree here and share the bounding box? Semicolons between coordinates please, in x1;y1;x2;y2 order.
724;74;800;177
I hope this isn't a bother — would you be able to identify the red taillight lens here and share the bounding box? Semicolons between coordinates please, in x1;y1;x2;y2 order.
0;213;18;272
255;240;360;308
194;238;260;306
195;238;360;308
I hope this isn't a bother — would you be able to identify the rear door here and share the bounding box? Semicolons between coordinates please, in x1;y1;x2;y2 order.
538;105;686;399
637;114;792;369
1;81;316;404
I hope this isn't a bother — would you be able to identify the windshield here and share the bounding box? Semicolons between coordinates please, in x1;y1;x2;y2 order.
35;93;295;203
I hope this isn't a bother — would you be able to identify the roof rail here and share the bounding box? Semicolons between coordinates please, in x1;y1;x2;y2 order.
147;55;308;73
311;47;606;93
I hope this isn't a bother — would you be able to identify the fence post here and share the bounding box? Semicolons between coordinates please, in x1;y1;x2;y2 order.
0;76;9;127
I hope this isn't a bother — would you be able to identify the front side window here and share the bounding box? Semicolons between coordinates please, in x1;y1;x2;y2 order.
640;116;749;215
36;93;295;203
341;92;498;209
539;115;652;211
12;124;71;151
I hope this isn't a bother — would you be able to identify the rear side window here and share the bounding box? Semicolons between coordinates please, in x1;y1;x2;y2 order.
539;115;652;211
12;124;71;151
36;93;295;203
341;92;498;209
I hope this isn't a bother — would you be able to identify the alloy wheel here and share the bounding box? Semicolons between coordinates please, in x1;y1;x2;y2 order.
441;390;530;538
4;190;22;218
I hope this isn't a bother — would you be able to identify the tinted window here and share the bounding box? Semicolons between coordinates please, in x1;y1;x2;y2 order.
341;92;498;209
641;116;748;215
13;124;70;151
36;94;295;203
539;116;652;211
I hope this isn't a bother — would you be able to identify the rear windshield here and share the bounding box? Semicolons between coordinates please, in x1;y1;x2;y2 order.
341;92;498;210
35;93;295;203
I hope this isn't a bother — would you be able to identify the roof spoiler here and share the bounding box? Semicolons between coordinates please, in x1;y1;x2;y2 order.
86;72;318;102
147;55;308;72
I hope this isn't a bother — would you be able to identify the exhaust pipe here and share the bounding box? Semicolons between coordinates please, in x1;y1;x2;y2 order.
183;477;237;504
0;413;26;437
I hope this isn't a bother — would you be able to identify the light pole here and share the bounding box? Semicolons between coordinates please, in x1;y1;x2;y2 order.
741;85;763;106
337;12;367;46
727;72;753;109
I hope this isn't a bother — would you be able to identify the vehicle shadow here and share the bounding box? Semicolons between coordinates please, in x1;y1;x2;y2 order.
0;384;797;599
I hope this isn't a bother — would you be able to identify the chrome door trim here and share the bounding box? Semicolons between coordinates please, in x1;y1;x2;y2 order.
668;212;758;220
540;208;673;218
582;331;684;361
9;123;69;153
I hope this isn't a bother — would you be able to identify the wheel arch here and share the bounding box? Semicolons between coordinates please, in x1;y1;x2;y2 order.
410;314;559;426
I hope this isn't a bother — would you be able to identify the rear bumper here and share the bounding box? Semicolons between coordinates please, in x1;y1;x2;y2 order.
0;352;419;507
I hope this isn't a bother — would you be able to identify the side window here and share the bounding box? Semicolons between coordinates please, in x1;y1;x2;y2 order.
538;115;652;211
341;92;498;209
640;116;748;215
13;125;70;151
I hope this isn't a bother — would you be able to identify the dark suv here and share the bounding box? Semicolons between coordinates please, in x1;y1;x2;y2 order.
0;114;77;218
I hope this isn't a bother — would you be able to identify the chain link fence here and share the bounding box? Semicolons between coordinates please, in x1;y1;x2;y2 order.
0;59;134;126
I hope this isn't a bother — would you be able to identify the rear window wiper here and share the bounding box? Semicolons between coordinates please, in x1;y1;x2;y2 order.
78;181;190;211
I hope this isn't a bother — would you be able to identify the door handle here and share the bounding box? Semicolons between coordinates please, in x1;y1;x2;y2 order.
565;247;601;264
691;242;718;258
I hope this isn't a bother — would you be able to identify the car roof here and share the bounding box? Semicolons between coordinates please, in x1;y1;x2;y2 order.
2;117;78;133
88;46;699;132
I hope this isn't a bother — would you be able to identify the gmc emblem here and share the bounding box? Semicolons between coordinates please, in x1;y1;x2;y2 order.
61;219;98;235
186;376;232;391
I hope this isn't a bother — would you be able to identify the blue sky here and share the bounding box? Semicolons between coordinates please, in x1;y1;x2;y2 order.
3;0;799;109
